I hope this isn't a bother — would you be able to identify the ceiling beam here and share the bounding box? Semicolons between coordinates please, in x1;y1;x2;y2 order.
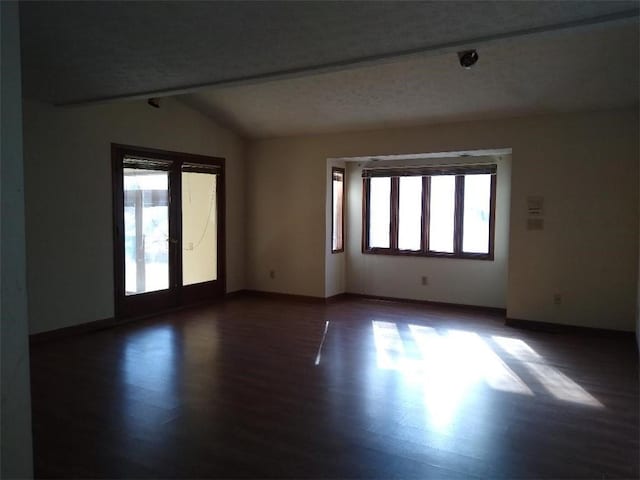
57;8;639;107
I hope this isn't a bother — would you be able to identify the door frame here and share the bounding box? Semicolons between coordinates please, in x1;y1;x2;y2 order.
111;143;226;319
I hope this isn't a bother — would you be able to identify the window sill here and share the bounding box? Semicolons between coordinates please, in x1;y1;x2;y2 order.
362;248;494;261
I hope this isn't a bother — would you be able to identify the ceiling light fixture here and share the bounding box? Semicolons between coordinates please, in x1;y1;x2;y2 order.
458;49;479;69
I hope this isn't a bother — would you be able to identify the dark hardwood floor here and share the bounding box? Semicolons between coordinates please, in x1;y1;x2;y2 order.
30;295;639;478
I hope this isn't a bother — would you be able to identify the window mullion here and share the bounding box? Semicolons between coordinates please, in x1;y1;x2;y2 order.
390;177;399;251
454;175;465;254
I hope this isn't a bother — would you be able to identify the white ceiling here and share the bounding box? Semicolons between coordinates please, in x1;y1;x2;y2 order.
181;21;639;138
20;1;638;105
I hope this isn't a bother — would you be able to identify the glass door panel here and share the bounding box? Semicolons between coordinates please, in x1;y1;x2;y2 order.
123;168;170;295
113;144;225;319
181;171;218;285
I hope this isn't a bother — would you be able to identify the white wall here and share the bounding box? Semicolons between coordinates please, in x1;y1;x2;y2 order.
246;138;326;296
325;159;346;298
1;2;34;477
345;155;511;308
247;109;638;331
23;98;245;334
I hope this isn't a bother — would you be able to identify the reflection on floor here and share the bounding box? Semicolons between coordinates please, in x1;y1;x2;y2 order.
30;296;639;478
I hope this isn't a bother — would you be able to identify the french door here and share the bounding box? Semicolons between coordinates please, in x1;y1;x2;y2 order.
112;144;225;318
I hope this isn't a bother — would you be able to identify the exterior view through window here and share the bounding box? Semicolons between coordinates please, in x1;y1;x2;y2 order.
331;167;345;252
397;176;422;251
124;168;170;294
182;170;218;285
368;177;391;249
362;164;496;260
123;167;220;294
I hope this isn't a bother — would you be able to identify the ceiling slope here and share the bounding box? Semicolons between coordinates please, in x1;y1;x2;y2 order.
20;0;639;105
181;21;639;138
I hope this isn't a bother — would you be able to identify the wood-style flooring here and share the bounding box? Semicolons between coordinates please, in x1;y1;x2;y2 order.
30;295;639;478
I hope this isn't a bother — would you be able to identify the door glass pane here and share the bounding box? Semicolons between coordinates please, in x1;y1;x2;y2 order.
182;171;217;285
429;175;455;253
463;174;491;254
123;168;169;295
398;176;422;250
368;177;391;248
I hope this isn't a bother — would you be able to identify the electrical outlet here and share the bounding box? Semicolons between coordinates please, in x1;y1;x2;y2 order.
269;270;275;280
553;293;562;305
421;276;428;286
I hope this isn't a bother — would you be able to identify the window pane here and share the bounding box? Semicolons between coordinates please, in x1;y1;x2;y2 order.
428;175;455;253
398;176;422;250
182;171;217;286
463;174;491;254
332;170;344;251
368;177;391;248
123;168;169;295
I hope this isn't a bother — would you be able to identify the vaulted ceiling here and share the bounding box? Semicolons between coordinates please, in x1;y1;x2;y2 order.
182;21;639;138
20;1;639;138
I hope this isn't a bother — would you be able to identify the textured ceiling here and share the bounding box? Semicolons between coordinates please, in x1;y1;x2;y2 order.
181;21;639;138
20;1;639;104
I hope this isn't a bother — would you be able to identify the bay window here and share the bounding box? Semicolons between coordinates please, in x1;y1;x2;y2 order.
362;165;496;260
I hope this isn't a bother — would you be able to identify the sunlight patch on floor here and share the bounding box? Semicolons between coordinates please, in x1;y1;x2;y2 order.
492;336;603;408
370;321;603;430
371;321;535;430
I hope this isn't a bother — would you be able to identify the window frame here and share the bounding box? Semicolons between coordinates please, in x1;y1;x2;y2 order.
362;165;496;260
331;167;345;253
